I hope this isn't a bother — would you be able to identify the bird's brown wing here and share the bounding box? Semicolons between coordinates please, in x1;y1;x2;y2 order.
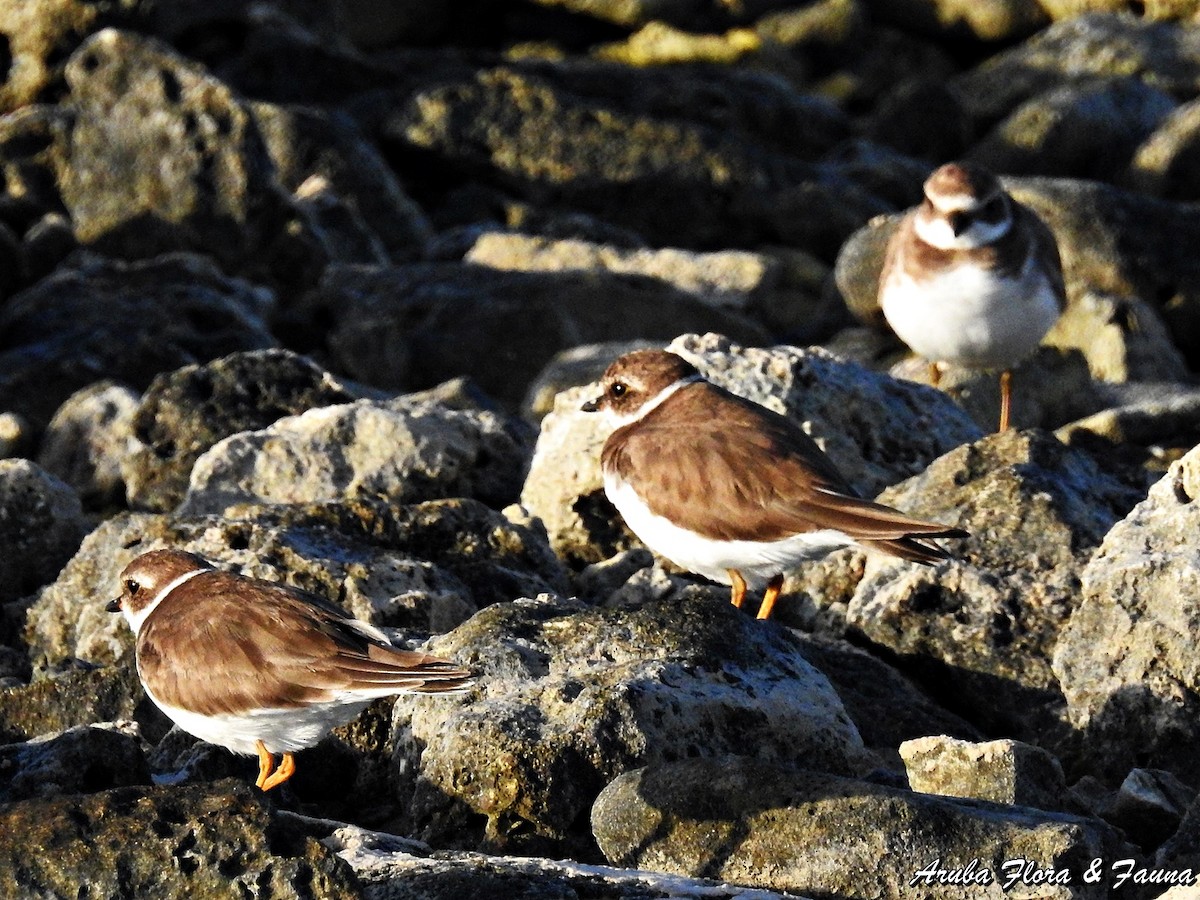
604;383;965;553
137;572;472;717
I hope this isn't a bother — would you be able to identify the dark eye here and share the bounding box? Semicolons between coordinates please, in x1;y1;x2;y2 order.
124;579;141;596
610;382;627;398
978;196;1006;222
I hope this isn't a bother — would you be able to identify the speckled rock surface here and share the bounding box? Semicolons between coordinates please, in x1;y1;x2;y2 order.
1053;443;1200;786
123;349;360;512
391;592;870;855
591;756;1128;898
900;736;1071;812
181;397;532;515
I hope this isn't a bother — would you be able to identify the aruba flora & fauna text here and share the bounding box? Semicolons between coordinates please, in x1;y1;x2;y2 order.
909;856;1196;891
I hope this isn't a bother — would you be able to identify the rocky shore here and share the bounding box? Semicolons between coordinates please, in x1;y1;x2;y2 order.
1;1;1200;897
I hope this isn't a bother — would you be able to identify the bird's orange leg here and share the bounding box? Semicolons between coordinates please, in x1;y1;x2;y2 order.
999;369;1013;432
254;739;275;789
756;574;785;620
259;751;296;792
728;569;747;609
928;361;942;387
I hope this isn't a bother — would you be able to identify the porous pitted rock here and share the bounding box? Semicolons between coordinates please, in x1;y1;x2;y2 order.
0;665;163;746
372;62;883;254
590;756;1127;898
0;723;151;803
968;77;1175;182
25;498;568;669
0;0;139;114
0;460;88;605
0;780;360;898
798;635;983;768
521;333;981;566
59;29;321;286
861;0;1048;42
949;14;1200;127
179;396;533;515
122;349;360;513
251;102;432;265
296;264;769;408
37;381;139;509
327;823;803;900
391;591;871;855
900;736;1071;813
847;429;1147;748
1052;443;1200;786
0;253;275;428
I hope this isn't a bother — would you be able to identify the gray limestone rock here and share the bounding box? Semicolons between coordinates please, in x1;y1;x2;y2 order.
0;665;160;746
326;823;805;899
521;332;981;566
0;460;89;605
391;592;871;854
591;756;1127;898
848;429;1146;747
37;381;140;509
122;349;361;513
0;780;360;898
968;77;1175;182
1052;443;1200;786
60;29;320;286
0;723;151;803
180;396;532;515
900;736;1071;813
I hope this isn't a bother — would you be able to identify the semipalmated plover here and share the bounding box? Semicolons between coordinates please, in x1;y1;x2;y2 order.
108;549;473;791
582;349;966;619
878;162;1066;431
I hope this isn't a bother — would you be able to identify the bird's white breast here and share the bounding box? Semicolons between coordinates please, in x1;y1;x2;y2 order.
881;255;1061;370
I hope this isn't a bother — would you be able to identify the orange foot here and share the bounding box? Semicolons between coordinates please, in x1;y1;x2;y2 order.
728;569;747;609
254;739;297;791
756;574;785;620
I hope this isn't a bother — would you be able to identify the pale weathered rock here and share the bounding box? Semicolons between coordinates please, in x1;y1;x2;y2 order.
0;723;150;802
180;397;532;515
1053;443;1200;785
0;780;360;898
848;429;1146;747
327;823;803;899
25;498;568;668
1129;95;1200;202
591;756;1126;898
0;460;89;605
1055;384;1200;451
521;333;981;566
37;381;139;509
391;592;870;854
123;349;360;513
900;736;1070;812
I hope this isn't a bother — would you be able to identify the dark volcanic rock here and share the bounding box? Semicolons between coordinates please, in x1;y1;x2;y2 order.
0;780;360;898
0;253;275;429
0;666;161;746
123;349;359;512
